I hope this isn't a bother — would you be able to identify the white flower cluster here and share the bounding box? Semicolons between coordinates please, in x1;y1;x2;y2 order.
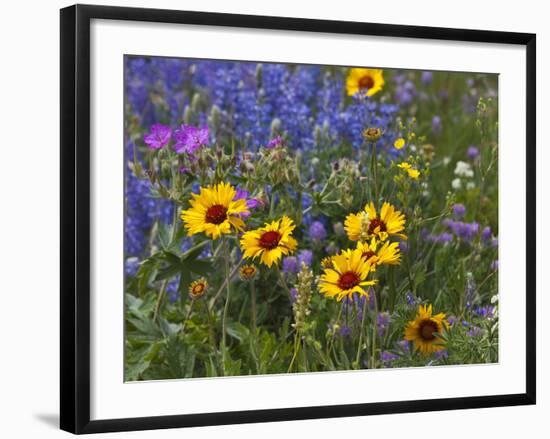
452;160;475;190
454;161;474;178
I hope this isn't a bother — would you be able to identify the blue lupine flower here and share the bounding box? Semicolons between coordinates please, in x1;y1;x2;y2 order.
432;115;442;135
394;80;417;106
380;351;399;365
308;221;327;242
467;326;484;337
125;175;173;256
342;294;368;321
397;339;410;354
481;226;492;243
126;57;402;158
474;305;496;319
421;71;433;85
428;232;453;244
339;324;352;337
452;203;466;219
405;291;417;307
125;257;140;276
443;220;480;243
282;256;299;274
467;145;479;160
298;249;313;267
377;312;391;336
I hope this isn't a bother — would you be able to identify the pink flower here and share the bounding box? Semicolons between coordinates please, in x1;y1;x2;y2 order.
174;124;209;154
143;124;172;150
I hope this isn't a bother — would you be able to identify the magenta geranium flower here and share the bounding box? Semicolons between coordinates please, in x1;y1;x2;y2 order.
143;123;172;150
173;124;209;154
266;135;283;149
233;188;261;218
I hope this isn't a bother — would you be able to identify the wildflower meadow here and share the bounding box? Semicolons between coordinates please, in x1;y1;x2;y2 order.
124;57;499;380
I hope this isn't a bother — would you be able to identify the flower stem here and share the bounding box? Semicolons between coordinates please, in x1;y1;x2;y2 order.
221;237;231;375
202;299;221;374
371;289;378;369
326;303;344;361
180;300;195;335
287;332;300;373
152;279;169;322
276;265;293;300
250;281;257;334
371;142;378;202
208;259;243;312
249;281;261;373
355;295;369;368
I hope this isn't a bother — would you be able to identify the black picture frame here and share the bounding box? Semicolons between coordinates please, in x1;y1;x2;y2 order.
60;4;536;434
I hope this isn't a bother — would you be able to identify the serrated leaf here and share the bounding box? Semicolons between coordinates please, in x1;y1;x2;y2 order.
187;259;213;275
226;322;250;342
125;359;151;381
178;269;192;297
127;316;163;338
158;317;181;337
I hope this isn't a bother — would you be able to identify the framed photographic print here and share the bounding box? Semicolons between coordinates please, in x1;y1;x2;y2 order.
60;4;536;434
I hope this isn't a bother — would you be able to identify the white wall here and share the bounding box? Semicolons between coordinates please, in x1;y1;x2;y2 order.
0;0;545;437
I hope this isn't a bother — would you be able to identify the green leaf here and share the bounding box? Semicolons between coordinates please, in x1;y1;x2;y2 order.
127;316;163;338
158;317;181;337
187;259;214;275
205;356;219;377
125;359;151;381
226;322;250;342
177;269;192;298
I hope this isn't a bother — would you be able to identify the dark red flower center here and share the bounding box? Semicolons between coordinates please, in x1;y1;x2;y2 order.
338;271;360;290
192;284;205;294
419;320;439;341
368;218;387;235
205;204;228;225
259;231;281;249
359;75;375;90
365;128;379;137
362;250;377;261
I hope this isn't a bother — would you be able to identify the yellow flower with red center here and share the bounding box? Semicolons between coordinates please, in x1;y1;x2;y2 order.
356;238;401;268
239;264;258;281
240;216;298;267
321;256;333;268
346;68;385;97
404;304;448;355
189;278;208;300
318;248;377;301
344;202;407;242
180;182;249;240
